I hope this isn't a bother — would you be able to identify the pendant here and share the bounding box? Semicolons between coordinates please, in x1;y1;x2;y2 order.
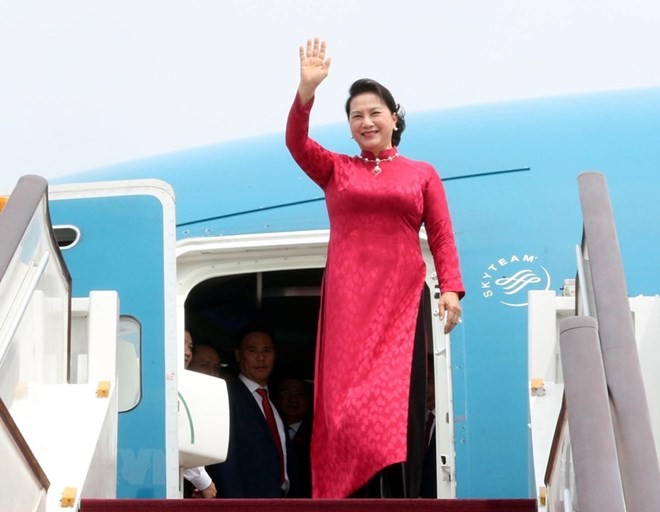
357;153;398;176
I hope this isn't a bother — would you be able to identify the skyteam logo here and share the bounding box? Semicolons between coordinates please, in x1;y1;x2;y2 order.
481;254;551;307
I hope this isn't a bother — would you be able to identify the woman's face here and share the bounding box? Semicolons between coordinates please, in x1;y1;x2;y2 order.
348;92;397;155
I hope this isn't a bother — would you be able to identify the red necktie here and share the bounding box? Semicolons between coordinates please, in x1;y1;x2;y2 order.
256;388;285;484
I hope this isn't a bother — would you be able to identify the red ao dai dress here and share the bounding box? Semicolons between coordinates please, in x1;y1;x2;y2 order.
285;94;464;498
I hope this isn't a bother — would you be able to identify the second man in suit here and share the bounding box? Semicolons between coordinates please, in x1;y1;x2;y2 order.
209;327;294;497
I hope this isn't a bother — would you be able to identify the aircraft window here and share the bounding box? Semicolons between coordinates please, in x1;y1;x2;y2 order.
53;225;81;249
117;316;141;412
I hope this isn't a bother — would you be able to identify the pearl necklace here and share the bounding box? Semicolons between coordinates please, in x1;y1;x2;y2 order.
357;152;399;175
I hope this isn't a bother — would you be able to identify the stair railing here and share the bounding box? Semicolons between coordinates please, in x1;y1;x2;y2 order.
0;175;72;510
575;171;660;512
545;172;660;512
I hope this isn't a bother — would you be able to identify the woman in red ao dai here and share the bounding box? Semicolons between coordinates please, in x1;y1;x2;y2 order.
286;38;465;499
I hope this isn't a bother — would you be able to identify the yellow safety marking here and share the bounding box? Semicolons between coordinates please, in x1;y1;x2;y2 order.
530;378;544;391
60;487;76;507
96;380;111;398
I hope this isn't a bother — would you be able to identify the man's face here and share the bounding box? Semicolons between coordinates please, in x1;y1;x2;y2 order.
235;331;275;386
184;331;193;369
189;344;222;378
276;378;308;423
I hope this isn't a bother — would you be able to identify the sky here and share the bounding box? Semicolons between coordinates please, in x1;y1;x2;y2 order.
2;0;660;190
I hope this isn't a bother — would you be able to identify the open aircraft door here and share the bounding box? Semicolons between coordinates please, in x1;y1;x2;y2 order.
175;228;457;498
47;180;179;498
421;230;458;499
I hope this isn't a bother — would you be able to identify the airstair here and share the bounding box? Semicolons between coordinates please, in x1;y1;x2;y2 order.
529;172;660;512
0;175;120;511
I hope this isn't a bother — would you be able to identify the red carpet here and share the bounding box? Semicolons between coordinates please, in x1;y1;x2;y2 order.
81;498;537;512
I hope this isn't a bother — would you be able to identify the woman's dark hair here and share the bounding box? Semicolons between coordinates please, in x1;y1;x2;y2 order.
345;78;406;146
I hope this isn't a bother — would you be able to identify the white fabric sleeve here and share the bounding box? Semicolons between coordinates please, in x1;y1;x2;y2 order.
182;466;212;491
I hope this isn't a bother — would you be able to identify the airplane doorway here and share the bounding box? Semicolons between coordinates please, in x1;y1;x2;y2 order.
184;268;322;381
175;230;456;498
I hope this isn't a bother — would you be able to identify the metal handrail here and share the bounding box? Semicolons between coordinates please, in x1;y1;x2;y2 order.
578;171;660;512
0;175;72;365
0;398;49;491
0;176;48;280
542;171;660;511
0;175;72;496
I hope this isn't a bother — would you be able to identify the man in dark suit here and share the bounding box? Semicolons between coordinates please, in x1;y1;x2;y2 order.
275;377;313;497
208;328;294;498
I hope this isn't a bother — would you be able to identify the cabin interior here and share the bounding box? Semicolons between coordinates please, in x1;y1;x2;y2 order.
184;269;322;382
184;268;434;387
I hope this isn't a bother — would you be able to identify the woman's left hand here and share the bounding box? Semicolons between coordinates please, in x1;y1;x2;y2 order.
439;291;462;334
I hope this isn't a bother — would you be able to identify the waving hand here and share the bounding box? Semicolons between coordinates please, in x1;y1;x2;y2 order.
298;38;331;105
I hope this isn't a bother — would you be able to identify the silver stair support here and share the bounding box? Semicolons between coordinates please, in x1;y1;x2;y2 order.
559;316;625;512
570;171;660;512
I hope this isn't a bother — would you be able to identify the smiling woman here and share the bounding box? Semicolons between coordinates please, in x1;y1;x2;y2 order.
345;81;401;159
285;38;465;499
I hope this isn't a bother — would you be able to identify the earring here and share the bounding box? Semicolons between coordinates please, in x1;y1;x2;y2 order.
393;126;398;131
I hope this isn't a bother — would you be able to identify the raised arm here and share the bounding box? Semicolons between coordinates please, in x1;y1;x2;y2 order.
286;38;336;189
297;38;332;105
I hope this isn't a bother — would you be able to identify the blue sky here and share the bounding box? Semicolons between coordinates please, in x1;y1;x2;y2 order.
2;0;660;189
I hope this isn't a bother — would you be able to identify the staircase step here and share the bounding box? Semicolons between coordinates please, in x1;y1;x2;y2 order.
81;498;538;512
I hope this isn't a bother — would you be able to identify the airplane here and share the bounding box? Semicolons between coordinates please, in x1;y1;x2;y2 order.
1;85;659;511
